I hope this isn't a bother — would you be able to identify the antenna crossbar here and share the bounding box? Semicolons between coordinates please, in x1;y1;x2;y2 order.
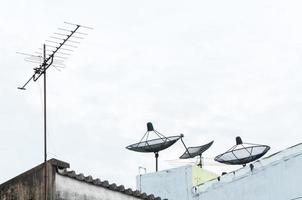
17;52;41;58
64;21;94;29
54;32;85;39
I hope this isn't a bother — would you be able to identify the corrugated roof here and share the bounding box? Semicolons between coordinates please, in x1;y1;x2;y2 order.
57;168;162;200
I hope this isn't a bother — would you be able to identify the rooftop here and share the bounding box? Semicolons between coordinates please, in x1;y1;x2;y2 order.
193;143;302;194
0;159;162;200
57;166;161;200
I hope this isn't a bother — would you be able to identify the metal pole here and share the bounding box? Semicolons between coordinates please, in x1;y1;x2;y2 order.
199;154;202;168
43;44;47;200
155;152;159;172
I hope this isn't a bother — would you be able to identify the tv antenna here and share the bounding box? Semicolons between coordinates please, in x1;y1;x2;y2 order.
214;136;270;166
126;122;185;172
17;21;92;200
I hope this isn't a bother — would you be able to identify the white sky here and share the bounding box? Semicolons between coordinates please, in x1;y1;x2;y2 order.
1;0;302;188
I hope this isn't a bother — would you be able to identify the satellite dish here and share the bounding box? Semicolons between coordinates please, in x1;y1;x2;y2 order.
179;140;214;168
214;136;270;166
126;122;183;171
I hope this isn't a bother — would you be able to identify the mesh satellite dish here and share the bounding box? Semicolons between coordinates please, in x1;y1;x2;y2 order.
214;136;270;166
179;140;214;168
126;122;183;171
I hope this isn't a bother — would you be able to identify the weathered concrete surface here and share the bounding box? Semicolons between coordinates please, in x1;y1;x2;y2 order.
55;173;143;200
0;159;158;200
0;159;69;200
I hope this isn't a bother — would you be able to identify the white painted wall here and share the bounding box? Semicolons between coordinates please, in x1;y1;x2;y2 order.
138;144;302;200
137;165;193;200
194;144;302;200
55;173;142;200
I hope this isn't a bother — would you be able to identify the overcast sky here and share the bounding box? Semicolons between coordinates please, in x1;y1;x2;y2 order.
1;0;302;188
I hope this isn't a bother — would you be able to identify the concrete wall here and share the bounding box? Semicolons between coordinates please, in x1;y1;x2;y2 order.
191;166;217;187
138;144;302;200
194;144;302;200
137;165;218;200
55;173;142;200
137;166;193;200
0;159;147;200
0;161;58;200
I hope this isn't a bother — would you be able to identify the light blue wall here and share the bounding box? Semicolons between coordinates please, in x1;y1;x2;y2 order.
194;144;302;200
137;165;193;200
137;144;302;200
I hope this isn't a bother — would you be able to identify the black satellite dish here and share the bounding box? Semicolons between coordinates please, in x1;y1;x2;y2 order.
179;140;214;168
214;136;270;166
126;122;183;171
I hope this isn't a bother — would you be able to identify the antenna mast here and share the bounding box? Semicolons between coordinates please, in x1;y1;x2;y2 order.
17;22;92;200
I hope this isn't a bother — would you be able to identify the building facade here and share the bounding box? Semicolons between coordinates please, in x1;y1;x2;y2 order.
193;143;302;200
137;165;218;200
138;143;302;200
0;159;161;200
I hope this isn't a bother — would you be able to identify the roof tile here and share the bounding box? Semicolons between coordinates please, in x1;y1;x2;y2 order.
117;185;125;192
57;169;161;200
85;175;93;183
